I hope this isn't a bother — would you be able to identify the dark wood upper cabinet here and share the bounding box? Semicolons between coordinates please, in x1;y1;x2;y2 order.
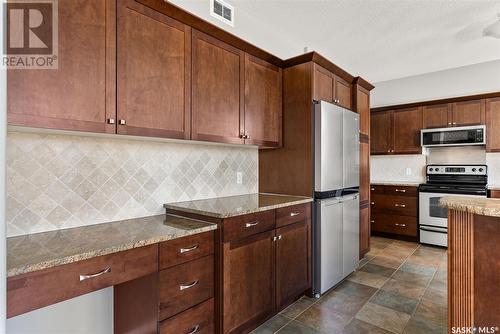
7;0;116;134
222;230;275;334
244;54;282;148
452;99;485;127
117;0;191;139
486;97;500;152
423;103;451;129
356;86;370;135
393;107;423;154
335;76;353;110
191;30;244;145
370;111;393;154
275;221;310;310
313;65;334;103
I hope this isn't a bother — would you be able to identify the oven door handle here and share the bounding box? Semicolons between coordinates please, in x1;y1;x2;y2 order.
419;226;448;234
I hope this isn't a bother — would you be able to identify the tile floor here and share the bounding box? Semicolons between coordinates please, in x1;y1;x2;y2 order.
252;236;447;334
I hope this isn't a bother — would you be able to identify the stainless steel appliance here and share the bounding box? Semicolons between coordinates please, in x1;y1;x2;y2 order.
312;100;360;296
421;125;486;148
418;164;487;247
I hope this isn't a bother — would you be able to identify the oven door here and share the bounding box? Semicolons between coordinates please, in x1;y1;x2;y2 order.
419;192;486;228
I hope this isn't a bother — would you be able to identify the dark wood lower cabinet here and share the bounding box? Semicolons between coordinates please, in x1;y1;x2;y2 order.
222;230;276;334
159;298;214;334
275;221;310;310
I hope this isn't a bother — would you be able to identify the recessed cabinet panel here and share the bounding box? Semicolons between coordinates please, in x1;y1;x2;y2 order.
117;0;190;139
452;99;485;127
335;77;352;110
192;30;244;144
487;97;500;152
357;87;370;135
313;65;334;103
7;0;115;133
423;104;451;129
393;107;422;154
244;55;282;148
370;111;392;154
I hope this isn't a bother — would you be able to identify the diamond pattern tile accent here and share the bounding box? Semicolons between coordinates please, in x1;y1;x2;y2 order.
6;132;258;237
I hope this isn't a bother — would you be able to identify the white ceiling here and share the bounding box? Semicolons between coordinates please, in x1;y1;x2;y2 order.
169;0;500;83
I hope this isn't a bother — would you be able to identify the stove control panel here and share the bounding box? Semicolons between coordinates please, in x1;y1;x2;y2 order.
427;165;487;175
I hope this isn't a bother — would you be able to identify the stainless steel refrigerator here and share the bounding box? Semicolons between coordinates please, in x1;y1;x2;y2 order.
312;100;360;296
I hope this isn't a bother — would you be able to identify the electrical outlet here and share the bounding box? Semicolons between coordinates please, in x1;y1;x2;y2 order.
236;172;243;184
405;167;412;176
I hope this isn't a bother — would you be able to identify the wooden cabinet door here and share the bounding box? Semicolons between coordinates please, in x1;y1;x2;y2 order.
423;104;451;129
359;205;370;259
312;65;333;103
393;107;422;154
117;0;190;139
360;141;370;203
192;30;244;145
370;111;393;154
486;97;500;152
244;54;282;148
334;76;352;110
356;86;370;135
7;0;115;134
275;221;310;310
222;230;275;334
452;99;485;127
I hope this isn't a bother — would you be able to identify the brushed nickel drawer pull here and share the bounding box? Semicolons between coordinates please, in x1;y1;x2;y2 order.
290;211;301;217
245;221;259;228
79;267;111;281
395;189;406;193
370;188;375;191
180;280;199;291
394;223;407;227
394;203;406;208
186;325;200;334
179;244;199;254
371;202;375;205
371;220;375;223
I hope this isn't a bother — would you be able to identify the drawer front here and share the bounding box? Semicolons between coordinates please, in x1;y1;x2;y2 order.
384;185;418;197
370;185;385;194
371;194;417;217
159;255;214;320
160;231;214;270
7;244;158;318
276;203;311;228
223;210;275;242
371;214;417;237
160;298;214;334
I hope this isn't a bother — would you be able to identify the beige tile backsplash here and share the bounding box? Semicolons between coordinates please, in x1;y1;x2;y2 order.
6;132;258;237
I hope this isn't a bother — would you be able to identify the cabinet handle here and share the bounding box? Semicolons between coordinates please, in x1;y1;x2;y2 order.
245;221;259;228
118;119;126;125
239;134;245;139
179;244;199;254
370;188;375;191
290;211;301;217
278;235;282;240
180;280;199;291
394;203;406;208
395;189;406;193
371;202;375;205
394;223;406;227
107;118;115;124
79;267;111;281
186;325;200;334
448;122;452;126
371;220;375;223
453;122;457;125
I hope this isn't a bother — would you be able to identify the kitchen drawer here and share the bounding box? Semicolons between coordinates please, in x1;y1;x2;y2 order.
371;194;417;217
276;203;311;228
371;214;417;237
383;185;418;197
160;231;214;270
159;255;214;320
7;244;158;318
159;298;214;334
370;185;385;194
223;210;275;242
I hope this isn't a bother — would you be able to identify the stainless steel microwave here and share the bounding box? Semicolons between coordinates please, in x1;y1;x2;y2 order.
421;125;486;147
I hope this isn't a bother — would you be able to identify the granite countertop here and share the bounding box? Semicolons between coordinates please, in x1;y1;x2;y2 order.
371;181;422;187
488;185;500;190
164;193;313;218
440;196;500;218
7;215;217;277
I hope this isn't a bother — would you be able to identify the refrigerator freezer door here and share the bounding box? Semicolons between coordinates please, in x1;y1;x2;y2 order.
315;101;343;192
317;197;343;294
343;110;360;188
342;194;360;276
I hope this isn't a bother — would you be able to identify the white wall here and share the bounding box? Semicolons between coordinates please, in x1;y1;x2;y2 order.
371;59;500;107
1;2;7;332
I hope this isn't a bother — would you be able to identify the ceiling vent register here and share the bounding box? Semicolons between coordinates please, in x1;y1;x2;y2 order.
211;0;234;26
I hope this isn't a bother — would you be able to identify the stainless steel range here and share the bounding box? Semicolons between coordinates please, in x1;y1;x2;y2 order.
418;164;488;247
